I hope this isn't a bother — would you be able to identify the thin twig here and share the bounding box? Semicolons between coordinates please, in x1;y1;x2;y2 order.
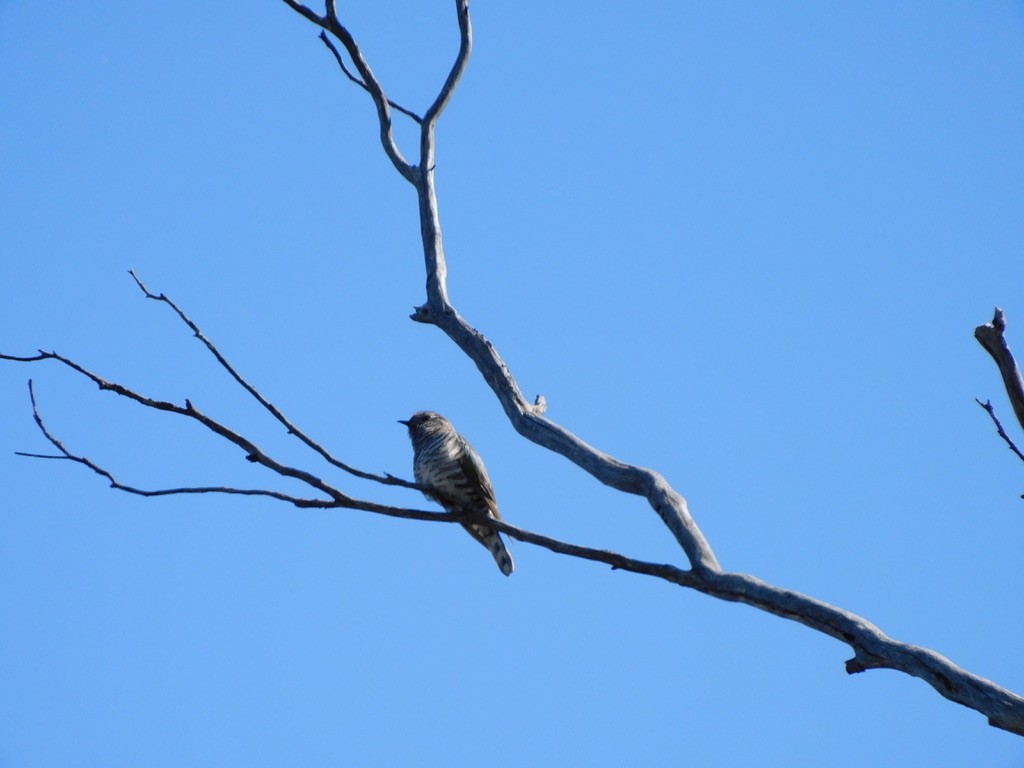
21;382;327;507
318;33;422;123
125;269;425;493
280;0;415;183
975;398;1024;464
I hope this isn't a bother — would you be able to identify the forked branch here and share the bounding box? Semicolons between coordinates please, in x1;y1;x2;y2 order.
278;0;1024;735
318;32;422;124
19;380;331;509
124;269;422;491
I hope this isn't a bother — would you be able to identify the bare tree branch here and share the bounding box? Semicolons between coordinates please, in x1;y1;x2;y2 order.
452;512;1024;734
317;32;422;123
278;0;325;29
976;307;1024;441
975;398;1024;466
279;0;415;183
395;0;718;575
278;0;1024;736
19;379;331;507
0;349;434;520
422;0;471;133
8;367;466;523
125;269;425;493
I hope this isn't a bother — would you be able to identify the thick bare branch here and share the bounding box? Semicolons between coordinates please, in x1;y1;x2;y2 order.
278;0;1024;736
698;571;1024;735
460;511;1024;734
354;0;472;313
975;308;1024;435
366;1;717;573
422;0;472;134
412;285;720;571
409;2;473;310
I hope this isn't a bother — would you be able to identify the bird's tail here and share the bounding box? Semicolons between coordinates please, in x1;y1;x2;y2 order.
464;522;514;576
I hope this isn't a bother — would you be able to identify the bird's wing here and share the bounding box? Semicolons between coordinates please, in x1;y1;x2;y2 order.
456;437;501;520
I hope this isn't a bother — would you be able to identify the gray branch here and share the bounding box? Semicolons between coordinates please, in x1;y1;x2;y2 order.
317;32;422;124
975;308;1024;451
280;0;1024;735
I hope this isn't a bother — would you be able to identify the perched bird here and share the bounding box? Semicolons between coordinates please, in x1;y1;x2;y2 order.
399;411;514;576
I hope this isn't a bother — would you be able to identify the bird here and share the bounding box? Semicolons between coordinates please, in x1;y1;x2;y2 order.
398;411;514;576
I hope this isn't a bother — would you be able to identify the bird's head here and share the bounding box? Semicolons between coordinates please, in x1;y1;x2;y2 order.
398;411;450;435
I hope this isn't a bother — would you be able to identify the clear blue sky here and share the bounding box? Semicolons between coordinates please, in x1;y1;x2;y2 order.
2;2;1023;765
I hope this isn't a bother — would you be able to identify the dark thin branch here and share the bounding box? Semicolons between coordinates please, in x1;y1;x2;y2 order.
18;377;452;522
318;33;422;123
20;382;326;507
975;398;1024;465
126;269;424;493
21;418;327;507
278;0;324;28
20;378;295;503
976;307;1024;435
5;351;429;518
280;0;415;183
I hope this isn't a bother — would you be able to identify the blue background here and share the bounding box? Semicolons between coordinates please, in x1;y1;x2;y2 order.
2;2;1023;765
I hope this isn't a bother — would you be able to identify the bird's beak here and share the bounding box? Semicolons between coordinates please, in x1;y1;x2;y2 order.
397;419;411;426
